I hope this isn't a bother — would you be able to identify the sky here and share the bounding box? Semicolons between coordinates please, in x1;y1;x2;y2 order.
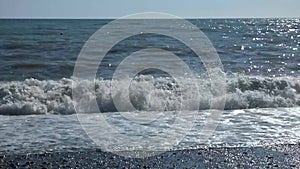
0;0;300;19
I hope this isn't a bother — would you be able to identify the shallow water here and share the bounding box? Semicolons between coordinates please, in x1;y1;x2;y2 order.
0;107;299;154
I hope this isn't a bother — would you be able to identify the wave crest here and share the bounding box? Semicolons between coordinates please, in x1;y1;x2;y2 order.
0;75;299;115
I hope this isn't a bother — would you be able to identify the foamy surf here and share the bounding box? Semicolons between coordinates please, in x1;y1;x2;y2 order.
0;75;299;115
0;107;299;154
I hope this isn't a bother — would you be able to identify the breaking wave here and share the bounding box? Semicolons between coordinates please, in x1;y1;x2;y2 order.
0;75;299;115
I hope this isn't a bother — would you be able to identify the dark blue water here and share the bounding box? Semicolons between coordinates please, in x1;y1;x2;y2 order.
0;19;299;81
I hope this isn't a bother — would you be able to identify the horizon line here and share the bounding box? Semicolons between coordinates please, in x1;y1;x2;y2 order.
0;16;299;20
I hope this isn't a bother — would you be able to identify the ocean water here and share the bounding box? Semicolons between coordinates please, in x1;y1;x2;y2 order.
0;18;299;154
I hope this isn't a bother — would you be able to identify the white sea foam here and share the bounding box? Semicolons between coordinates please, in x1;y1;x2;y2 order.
0;75;299;115
1;107;300;153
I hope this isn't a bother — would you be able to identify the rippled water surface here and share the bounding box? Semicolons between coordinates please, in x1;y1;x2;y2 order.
0;19;299;80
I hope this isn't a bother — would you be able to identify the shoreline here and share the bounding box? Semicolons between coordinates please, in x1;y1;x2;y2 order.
1;143;299;168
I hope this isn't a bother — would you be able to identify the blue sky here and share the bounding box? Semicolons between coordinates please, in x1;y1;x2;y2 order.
0;0;299;18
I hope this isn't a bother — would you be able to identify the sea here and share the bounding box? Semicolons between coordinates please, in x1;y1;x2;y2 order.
0;18;299;155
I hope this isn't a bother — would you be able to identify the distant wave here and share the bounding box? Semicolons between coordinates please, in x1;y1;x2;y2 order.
0;75;299;115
